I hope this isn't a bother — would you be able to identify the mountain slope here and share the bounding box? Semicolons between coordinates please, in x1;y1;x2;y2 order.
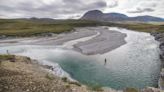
81;10;164;22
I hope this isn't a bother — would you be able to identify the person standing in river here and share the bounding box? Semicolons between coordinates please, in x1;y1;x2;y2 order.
104;58;107;65
6;50;10;55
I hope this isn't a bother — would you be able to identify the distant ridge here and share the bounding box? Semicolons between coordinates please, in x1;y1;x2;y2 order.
81;10;164;22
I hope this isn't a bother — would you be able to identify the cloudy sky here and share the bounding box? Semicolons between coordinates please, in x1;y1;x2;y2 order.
0;0;164;19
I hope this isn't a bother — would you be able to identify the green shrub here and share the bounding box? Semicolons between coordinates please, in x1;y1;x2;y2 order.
124;88;138;92
62;77;68;82
65;84;71;89
0;55;15;61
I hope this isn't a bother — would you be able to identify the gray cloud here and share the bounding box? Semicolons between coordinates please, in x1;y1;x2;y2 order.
127;0;158;14
0;0;107;18
128;7;155;13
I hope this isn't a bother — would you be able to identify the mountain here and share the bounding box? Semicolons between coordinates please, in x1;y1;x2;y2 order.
130;16;164;22
81;10;164;22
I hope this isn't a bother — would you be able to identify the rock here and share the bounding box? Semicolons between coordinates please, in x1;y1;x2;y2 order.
26;89;30;91
159;69;164;90
141;87;161;92
159;43;164;51
0;35;6;39
160;69;164;78
39;33;56;37
151;32;164;41
42;65;53;70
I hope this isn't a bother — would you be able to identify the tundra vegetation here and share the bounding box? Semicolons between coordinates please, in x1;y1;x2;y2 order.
0;19;163;37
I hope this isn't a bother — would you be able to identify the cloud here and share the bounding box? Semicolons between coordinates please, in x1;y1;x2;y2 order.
0;0;107;18
128;8;155;13
104;0;164;18
106;0;118;8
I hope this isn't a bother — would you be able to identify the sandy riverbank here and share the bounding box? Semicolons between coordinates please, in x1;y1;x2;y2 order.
0;27;127;55
73;27;127;55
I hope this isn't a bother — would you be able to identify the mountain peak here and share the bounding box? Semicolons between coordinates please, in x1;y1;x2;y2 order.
84;10;103;15
81;10;103;20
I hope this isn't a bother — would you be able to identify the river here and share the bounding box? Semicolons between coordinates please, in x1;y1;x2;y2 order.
0;27;161;89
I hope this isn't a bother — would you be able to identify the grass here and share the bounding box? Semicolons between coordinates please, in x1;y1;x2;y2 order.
62;77;68;82
0;55;15;66
123;88;139;92
0;55;15;61
88;84;103;91
0;19;163;37
115;23;164;33
0;19;101;37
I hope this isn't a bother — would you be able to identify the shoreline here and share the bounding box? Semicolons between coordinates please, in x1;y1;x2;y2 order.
38;60;74;81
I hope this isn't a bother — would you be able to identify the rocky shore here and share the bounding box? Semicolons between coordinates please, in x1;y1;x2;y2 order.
151;32;164;90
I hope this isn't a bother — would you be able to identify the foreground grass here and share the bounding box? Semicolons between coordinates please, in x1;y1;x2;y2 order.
0;55;15;61
0;19;164;37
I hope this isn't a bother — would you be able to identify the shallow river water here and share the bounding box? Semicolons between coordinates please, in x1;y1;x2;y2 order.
0;27;161;89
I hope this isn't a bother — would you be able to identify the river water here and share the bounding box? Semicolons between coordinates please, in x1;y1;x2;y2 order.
0;27;161;89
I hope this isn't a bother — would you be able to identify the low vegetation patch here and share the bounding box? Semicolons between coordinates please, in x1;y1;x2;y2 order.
45;73;54;80
110;23;164;33
0;19;163;37
123;88;139;92
69;81;81;86
65;84;71;89
88;84;103;91
0;55;15;61
0;19;101;37
62;77;68;82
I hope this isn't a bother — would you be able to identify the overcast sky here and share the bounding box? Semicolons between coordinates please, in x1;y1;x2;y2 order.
0;0;163;19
